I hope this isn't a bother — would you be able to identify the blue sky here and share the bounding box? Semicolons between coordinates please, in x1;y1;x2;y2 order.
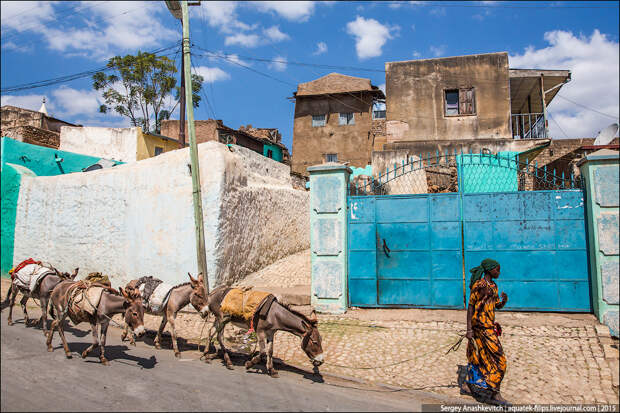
1;1;619;152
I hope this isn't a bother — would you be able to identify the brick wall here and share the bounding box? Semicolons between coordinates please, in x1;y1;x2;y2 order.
160;119;220;144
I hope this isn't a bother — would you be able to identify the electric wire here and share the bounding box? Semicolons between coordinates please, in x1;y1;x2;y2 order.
555;95;620;120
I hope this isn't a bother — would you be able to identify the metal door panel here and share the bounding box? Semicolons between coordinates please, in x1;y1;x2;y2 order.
376;197;428;223
556;220;586;249
464;222;494;250
432;251;462;278
378;251;431;279
348;197;377;307
556;250;589;280
431;194;461;221
379;280;431;305
349;223;376;250
349;251;376;278
553;191;585;219
501;280;560;310
377;223;429;250
558;281;591;311
432;280;464;307
349;279;377;305
431;222;462;250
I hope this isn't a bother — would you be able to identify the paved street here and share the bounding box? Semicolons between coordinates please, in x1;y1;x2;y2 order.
0;305;464;412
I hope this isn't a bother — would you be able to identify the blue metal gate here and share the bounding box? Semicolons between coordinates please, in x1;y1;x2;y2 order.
347;152;591;312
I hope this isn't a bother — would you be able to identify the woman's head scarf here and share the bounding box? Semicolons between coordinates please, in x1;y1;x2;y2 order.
469;258;500;289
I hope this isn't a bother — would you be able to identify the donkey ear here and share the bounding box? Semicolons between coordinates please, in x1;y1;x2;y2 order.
309;310;318;324
119;287;128;299
188;272;198;285
197;272;205;283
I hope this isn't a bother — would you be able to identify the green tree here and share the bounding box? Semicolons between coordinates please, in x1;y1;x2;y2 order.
93;51;203;133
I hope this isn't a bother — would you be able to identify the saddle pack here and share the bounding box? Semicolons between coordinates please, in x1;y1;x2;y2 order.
220;288;276;329
65;281;115;325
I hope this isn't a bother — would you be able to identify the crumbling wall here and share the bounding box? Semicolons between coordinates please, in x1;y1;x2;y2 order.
1;126;60;149
60;126;140;163
12;141;309;288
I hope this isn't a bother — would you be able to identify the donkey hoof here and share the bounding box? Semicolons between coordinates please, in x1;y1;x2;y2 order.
65;352;72;359
245;361;253;369
154;343;161;349
174;352;181;358
47;346;53;352
226;364;234;370
7;320;13;326
269;370;279;378
81;351;89;359
101;358;110;366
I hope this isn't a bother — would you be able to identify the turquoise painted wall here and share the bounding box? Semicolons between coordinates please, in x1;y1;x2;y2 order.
262;142;283;162
350;165;373;177
1;137;121;277
457;151;519;193
0;137;118;176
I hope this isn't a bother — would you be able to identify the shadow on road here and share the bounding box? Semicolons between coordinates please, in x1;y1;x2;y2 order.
49;341;158;369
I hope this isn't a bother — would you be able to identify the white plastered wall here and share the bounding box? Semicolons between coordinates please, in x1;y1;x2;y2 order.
12;141;309;288
59;126;140;163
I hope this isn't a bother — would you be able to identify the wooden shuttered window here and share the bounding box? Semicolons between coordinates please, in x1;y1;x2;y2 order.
458;87;475;115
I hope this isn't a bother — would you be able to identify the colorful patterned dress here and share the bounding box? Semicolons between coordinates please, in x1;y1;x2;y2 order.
466;277;506;392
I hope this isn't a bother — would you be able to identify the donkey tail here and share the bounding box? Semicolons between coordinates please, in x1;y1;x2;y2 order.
1;282;13;310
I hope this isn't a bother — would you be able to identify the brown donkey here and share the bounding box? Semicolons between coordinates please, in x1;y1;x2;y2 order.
121;273;209;357
46;281;145;365
204;286;324;377
3;266;79;335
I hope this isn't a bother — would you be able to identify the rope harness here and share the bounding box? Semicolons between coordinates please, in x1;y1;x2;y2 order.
60;281;125;330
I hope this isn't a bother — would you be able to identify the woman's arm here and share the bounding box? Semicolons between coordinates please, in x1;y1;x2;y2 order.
466;301;474;339
496;292;508;309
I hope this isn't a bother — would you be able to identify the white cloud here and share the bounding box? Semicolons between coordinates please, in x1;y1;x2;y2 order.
51;87;103;117
0;1;55;35
430;45;446;57
224;33;261;47
412;51;421;58
251;2;316;22
313;41;328;56
2;2;178;60
429;7;446;16
263;26;290;42
199;1;254;34
192;66;231;83
346;16;396;60
268;56;288;72
510;30;619;139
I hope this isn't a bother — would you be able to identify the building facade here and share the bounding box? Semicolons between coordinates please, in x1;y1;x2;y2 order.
291;73;385;176
1;104;79;149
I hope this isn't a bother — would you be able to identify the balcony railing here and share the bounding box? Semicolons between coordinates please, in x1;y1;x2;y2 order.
511;113;547;139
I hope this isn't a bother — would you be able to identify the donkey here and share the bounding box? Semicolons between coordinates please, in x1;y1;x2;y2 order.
3;265;79;335
46;280;145;365
204;286;324;377
121;272;209;357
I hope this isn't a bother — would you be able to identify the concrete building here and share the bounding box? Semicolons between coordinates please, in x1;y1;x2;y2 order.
290;73;385;176
160;119;290;164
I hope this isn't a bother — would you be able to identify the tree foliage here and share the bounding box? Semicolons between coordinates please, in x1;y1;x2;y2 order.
93;51;203;133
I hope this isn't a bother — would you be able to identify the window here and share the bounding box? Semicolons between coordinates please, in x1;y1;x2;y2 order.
312;114;326;127
373;110;386;119
154;146;164;156
445;88;476;116
267;149;273;159
339;112;355;125
219;133;234;144
326;153;338;163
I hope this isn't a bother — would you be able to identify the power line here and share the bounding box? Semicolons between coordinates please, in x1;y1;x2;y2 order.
355;1;618;9
1;43;182;93
555;95;620;120
198;51;296;87
548;113;569;139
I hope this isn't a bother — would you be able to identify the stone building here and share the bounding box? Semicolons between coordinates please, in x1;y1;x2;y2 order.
1;102;79;149
290;73;385;176
161;119;290;163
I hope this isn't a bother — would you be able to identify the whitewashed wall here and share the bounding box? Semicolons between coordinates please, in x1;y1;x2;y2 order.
12;142;309;288
59;126;139;163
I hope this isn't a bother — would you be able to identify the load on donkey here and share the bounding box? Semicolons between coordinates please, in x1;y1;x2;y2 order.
121;273;209;357
2;258;79;335
46;275;146;365
204;285;324;377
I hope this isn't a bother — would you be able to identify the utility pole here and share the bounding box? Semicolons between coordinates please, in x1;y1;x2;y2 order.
179;58;186;148
166;0;208;292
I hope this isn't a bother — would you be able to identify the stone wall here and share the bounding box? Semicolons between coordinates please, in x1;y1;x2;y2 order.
1;105;43;129
11;141;309;288
1;126;60;149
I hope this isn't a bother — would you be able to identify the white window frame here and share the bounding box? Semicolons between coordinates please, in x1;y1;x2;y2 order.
339;112;355;125
312;114;326;127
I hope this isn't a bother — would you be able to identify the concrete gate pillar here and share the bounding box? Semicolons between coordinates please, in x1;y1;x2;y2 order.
579;150;619;337
307;163;352;314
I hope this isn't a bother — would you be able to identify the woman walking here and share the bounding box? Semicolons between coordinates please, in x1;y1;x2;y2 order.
463;258;509;405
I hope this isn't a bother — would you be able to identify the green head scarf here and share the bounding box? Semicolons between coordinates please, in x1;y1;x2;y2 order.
469;258;500;289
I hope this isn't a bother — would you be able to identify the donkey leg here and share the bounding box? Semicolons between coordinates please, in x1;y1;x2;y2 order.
154;313;167;350
20;295;30;326
81;322;99;359
39;295;49;334
168;311;181;358
99;321;110;366
266;331;278;378
7;286;18;326
216;320;233;369
245;330;266;369
56;317;72;358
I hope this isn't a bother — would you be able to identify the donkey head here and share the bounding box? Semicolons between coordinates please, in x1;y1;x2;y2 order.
188;272;209;319
119;287;145;338
54;267;79;280
301;310;324;367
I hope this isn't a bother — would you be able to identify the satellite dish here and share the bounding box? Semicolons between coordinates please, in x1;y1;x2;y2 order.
593;123;619;146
